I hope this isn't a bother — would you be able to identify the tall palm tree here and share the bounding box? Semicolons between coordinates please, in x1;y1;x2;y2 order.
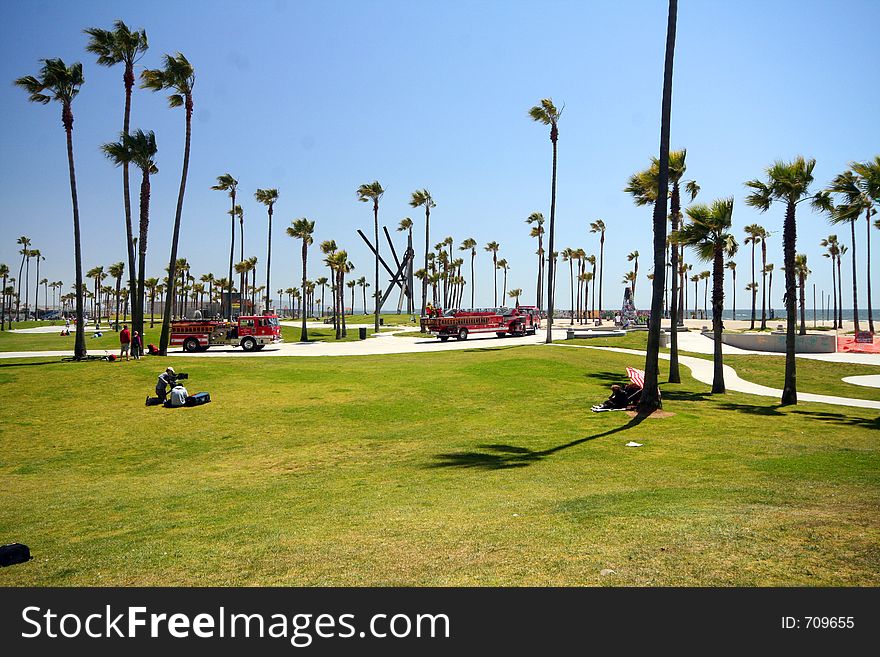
758;229;771;329
676;197;737;392
743;224;764;330
315;276;329;318
459;238;477;309
358;181;385;332
508;288;523;306
211;174;239;319
793;253;810;335
823;166;876;334
15;59;87;357
86;265;105;325
255;187;279;311
585;254;597;318
396;218;414;312
356;276;368;314
200;272;215;314
287;219;314;341
31;249;43;319
851;157;879;333
699;270;711;318
484;241;500;306
526;212;545;307
0;263;8;330
346;279;357;315
497;259;509;302
764;263;775;319
410;189;435;315
725;261;737;320
837;244;847;329
627;250;640;301
85;21;148;326
529;98;562;343
102;128;158;338
14;236;30;322
562;248;576;324
745;156;825;405
107;261;125;329
144;277;159;327
821;235;839;329
622;271;638;297
589;220;606;318
142;52;195;354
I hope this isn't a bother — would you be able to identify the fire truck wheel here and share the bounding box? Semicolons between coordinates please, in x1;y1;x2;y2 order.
183;338;200;353
254;345;265;350
457;328;468;341
241;337;257;351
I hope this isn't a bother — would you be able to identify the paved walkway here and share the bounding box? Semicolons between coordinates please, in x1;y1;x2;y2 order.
551;343;880;410
841;375;880;389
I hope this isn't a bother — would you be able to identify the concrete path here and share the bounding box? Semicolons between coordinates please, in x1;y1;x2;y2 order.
841;375;880;389
551;343;880;410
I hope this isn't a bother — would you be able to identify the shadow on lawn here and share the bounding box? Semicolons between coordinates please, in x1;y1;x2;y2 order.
0;360;59;368
717;402;880;430
428;414;648;470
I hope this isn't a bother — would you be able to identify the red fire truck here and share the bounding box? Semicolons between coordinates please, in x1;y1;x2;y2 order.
170;315;283;352
421;307;540;341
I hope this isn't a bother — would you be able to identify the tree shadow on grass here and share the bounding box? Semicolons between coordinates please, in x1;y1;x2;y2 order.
661;389;713;403
717;401;879;429
0;360;59;368
428;413;648;470
582;370;625;385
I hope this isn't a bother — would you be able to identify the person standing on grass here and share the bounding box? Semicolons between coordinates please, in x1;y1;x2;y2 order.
131;330;142;359
119;323;130;360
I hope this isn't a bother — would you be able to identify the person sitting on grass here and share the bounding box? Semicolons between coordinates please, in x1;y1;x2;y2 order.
593;384;628;411
167;381;189;408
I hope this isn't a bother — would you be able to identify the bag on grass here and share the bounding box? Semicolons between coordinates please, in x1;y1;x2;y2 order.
0;543;31;567
185;392;211;406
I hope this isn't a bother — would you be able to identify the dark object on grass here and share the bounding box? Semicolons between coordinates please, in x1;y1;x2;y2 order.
0;543;31;567
186;392;211;406
147;343;159;355
145;396;163;406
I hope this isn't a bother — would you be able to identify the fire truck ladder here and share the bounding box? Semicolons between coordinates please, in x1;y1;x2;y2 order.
356;227;415;314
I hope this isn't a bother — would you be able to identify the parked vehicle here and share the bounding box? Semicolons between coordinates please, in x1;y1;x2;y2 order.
420;306;539;342
170;314;282;352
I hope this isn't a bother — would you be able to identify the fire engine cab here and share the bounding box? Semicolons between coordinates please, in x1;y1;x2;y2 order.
170;314;283;352
421;306;540;341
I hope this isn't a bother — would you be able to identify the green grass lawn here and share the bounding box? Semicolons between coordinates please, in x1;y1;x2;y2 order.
1;345;878;586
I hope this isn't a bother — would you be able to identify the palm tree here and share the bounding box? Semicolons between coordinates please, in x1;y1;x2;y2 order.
346;279;357;315
526;212;545;308
529;98;562;343
15;59;87;357
764;263;775;319
589;220;607;318
677;198;737;392
627;251;640;301
144;277;159;327
585;254;597;318
823;166;876;334
459;238;477;309
689;274;700;315
484;241;500;306
315;276;329;318
102;128;158;338
745;156;825;405
86;265;105;326
821;235;839;329
725;261;737;320
142;52;195;354
287;219;315;341
0;263;8;330
562;248;576;324
14;236;30;322
497;259;509;302
31;249;43;319
743;224;764;330
356;276;367;314
85;21;148;326
200;272;215;315
758;229;771;329
793;254;810;335
508;288;523;306
358;181;385;332
255;188;279;311
851;157;879;333
397;217;414;312
837;244;847;328
699;270;711;318
410;189;435;315
107;261;125;329
211;173;239;318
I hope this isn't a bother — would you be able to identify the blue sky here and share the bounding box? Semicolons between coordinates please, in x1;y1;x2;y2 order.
1;0;878;312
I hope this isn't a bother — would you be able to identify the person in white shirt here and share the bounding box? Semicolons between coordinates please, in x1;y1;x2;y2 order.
168;383;189;408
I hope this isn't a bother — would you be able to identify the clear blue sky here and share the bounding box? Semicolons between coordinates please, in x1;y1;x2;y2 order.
2;0;878;312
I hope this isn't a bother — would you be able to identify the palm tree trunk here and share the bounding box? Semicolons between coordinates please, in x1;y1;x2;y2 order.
63;106;87;358
836;254;843;329
569;260;575;325
711;249;725;393
536;235;543;308
300;242;309;341
373;201;380;333
544;130;559;343
266;206;272;312
867;210;874;333
639;0;677;413
781;201;798;406
798;273;806;336
749;241;756;330
598;235;604;316
850;220;860;333
159;95;192;355
760;241;767;329
115;279;121;328
121;64;139;338
137;171;149;340
830;255;837;329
